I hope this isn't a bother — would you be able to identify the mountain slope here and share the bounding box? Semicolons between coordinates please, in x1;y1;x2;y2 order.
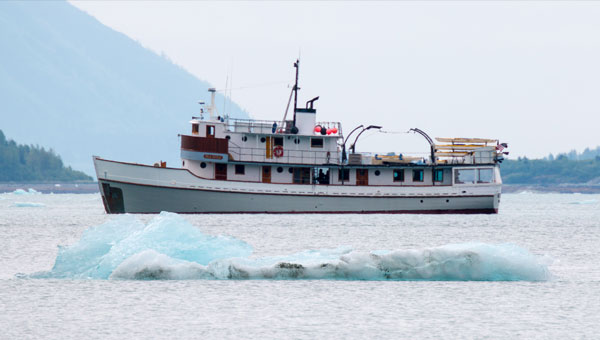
0;1;247;175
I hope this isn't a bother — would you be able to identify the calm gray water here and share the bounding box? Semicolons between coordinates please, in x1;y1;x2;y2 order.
1;191;599;339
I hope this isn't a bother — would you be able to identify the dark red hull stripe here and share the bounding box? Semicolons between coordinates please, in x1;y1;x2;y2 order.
119;209;499;215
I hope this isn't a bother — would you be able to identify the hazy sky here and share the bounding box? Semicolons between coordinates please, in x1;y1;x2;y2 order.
70;1;600;159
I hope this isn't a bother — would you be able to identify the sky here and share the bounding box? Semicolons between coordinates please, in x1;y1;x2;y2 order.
70;1;600;159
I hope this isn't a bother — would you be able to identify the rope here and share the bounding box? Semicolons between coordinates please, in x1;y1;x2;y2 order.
215;81;289;92
378;130;411;134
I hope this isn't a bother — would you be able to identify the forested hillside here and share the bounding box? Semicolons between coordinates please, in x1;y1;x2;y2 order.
501;156;600;185
0;130;91;182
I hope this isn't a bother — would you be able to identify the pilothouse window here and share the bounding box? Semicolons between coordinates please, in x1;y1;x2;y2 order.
206;125;215;137
274;137;284;147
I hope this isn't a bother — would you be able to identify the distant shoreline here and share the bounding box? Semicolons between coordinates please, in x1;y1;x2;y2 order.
0;182;99;194
502;184;600;194
2;182;600;195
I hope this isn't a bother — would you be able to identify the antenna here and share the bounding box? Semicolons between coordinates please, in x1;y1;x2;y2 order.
292;59;300;126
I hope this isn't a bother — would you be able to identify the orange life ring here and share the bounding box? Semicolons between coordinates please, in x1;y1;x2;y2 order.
273;146;284;158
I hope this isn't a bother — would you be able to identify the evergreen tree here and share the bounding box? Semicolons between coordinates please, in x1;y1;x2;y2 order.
0;129;92;182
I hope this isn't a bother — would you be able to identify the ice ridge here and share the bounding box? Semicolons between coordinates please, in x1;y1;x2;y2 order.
31;212;551;281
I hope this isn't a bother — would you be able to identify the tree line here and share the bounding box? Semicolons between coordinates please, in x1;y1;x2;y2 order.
501;156;600;185
0;129;92;182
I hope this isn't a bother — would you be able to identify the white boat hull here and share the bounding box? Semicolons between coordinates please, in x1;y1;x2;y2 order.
94;157;500;214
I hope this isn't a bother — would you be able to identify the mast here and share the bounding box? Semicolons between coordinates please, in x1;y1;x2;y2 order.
292;59;299;126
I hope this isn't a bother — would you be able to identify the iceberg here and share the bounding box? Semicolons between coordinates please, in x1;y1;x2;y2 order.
32;212;552;281
13;202;45;207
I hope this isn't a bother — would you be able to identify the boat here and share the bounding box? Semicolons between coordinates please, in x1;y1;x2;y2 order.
93;60;508;214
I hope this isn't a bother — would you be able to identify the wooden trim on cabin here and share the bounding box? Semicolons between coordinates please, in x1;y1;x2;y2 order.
181;135;228;154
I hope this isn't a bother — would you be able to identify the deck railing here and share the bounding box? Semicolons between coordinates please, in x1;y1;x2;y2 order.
226;118;342;136
228;145;340;165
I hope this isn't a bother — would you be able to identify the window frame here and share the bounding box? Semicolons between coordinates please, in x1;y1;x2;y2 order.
206;125;215;138
338;168;350;181
235;164;245;175
454;168;477;185
477;168;494;183
393;169;404;182
412;169;424;182
434;169;444;182
311;138;324;148
274;137;284;147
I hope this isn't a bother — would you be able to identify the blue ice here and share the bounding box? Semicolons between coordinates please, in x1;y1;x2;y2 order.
32;212;552;281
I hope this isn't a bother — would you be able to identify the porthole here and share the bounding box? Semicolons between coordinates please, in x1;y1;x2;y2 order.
374;170;381;176
277;167;284;173
294;138;300;145
420;199;424;203
260;137;266;143
200;162;207;168
225;135;231;140
446;199;450;203
242;136;248;142
288;168;293;174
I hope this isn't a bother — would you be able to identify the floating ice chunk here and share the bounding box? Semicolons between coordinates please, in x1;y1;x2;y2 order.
11;188;41;195
110;250;212;280
33;212;252;279
110;243;551;282
31;212;551;282
568;199;598;205
13;202;45;208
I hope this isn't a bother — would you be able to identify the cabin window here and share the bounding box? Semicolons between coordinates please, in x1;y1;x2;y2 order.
413;169;424;182
206;125;215;137
455;169;476;184
311;138;323;148
294;138;300;145
274;137;284;147
277;166;284;173
288;167;294;174
374;170;381;176
478;168;494;183
393;169;404;182
200;162;207;169
434;169;444;182
260;137;266;143
242;136;248;142
235;164;245;175
293;168;311;184
338;169;350;181
192;124;199;135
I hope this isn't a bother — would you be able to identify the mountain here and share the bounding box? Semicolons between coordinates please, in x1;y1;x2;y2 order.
0;129;91;182
0;1;247;175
